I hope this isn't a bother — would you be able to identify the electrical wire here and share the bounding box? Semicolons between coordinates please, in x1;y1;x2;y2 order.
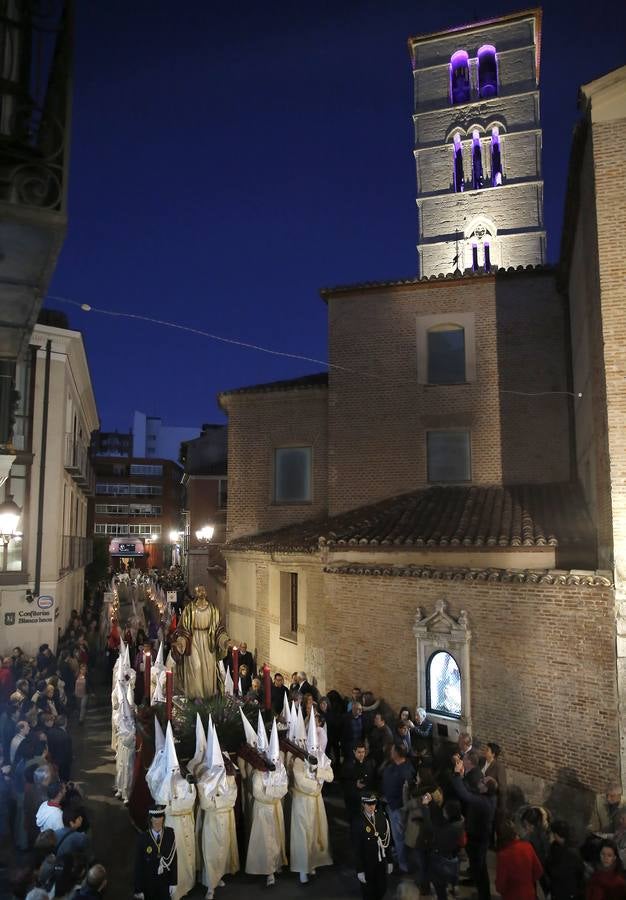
46;293;582;399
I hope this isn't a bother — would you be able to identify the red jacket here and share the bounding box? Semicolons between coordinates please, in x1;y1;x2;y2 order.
0;666;14;702
586;868;626;900
496;838;543;900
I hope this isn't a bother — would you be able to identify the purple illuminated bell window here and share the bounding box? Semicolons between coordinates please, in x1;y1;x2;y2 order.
453;134;464;193
472;130;483;190
472;245;479;271
491;127;503;186
484;243;491;271
478;45;498;99
450;50;470;104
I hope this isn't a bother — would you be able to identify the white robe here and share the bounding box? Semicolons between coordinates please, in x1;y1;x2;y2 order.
114;729;135;802
197;775;239;890
166;774;196;900
289;757;333;874
245;770;288;876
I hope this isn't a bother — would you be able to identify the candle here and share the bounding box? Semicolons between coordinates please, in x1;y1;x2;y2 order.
263;664;271;710
165;670;173;721
144;650;151;702
232;647;239;696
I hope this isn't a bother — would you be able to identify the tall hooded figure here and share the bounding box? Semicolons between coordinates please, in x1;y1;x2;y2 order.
245;719;289;887
196;722;239;899
289;708;334;883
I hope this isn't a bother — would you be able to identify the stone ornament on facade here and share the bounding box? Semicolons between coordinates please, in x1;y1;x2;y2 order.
414;599;472;737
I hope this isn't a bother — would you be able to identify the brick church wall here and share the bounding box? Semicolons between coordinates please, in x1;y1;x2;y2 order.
326;270;571;516
222;386;328;541
321;571;619;796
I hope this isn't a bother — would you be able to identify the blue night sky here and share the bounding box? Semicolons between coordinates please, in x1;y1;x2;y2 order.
47;1;626;433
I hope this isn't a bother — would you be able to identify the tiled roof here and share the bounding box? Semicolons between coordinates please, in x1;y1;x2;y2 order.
225;483;594;554
319;264;555;300
323;564;612;588
218;372;328;402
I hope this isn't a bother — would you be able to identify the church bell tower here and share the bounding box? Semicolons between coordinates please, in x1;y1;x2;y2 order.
408;9;545;277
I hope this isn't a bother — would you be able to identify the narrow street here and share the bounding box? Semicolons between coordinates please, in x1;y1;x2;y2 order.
70;676;498;899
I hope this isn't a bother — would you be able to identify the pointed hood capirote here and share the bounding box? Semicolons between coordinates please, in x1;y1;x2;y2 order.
306;707;319;757
282;691;291;727
154;716;165;755
163;721;180;776
263;718;288;789
201;713;215;772
187;712;206;775
224;668;234;696
295;703;307;746
200;721;227;796
257;710;269;754
240;708;258;748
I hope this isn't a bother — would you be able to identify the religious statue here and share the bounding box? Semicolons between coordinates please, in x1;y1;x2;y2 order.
171;585;231;699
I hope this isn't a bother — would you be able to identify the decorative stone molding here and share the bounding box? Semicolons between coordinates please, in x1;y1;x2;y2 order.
413;599;472;740
323;563;613;587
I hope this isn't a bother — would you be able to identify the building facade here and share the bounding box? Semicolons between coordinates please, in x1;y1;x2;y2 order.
0;318;98;653
132;411;199;462
180;424;227;603
218;11;626;826
91;447;184;570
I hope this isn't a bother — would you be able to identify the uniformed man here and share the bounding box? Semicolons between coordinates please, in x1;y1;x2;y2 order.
353;792;393;900
134;805;178;900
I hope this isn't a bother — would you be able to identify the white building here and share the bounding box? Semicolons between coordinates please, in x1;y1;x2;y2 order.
132;411;199;462
0;320;99;653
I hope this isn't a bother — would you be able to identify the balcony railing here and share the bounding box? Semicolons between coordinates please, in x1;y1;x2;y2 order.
65;435;94;494
60;535;93;573
0;1;72;214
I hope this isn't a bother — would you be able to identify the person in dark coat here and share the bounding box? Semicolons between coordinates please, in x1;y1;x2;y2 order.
342;743;376;820
451;755;496;900
352;793;393;900
270;672;288;714
134;805;177;900
545;820;585;900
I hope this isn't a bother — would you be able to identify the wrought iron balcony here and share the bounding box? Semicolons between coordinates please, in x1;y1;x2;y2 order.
60;534;93;573
0;1;72;214
64;434;94;494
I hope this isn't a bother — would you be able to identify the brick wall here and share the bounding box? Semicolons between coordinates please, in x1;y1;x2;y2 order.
327;271;571;515
222;387;328;541
320;571;619;794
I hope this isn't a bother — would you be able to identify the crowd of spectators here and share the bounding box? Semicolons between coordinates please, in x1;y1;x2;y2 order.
0;589;108;899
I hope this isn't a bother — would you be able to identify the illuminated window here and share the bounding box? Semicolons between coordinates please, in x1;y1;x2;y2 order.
491;127;503;186
427;325;466;384
450;50;470;104
274;447;311;503
453;133;464;193
478;45;498;98
427;651;462;718
472;130;483;190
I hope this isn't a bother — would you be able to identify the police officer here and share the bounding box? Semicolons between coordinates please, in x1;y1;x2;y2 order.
134;805;178;900
353;792;394;899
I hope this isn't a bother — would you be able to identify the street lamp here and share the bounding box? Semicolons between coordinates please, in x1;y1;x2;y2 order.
0;495;21;569
195;524;214;543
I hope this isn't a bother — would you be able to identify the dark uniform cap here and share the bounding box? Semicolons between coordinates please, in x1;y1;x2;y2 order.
360;792;378;804
148;804;166;818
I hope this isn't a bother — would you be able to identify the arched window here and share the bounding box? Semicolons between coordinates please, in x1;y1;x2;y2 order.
450;51;470;105
478;45;498;98
471;130;483;190
464;216;498;271
427;650;462;718
427;323;465;384
453;133;464;193
491;127;503;186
